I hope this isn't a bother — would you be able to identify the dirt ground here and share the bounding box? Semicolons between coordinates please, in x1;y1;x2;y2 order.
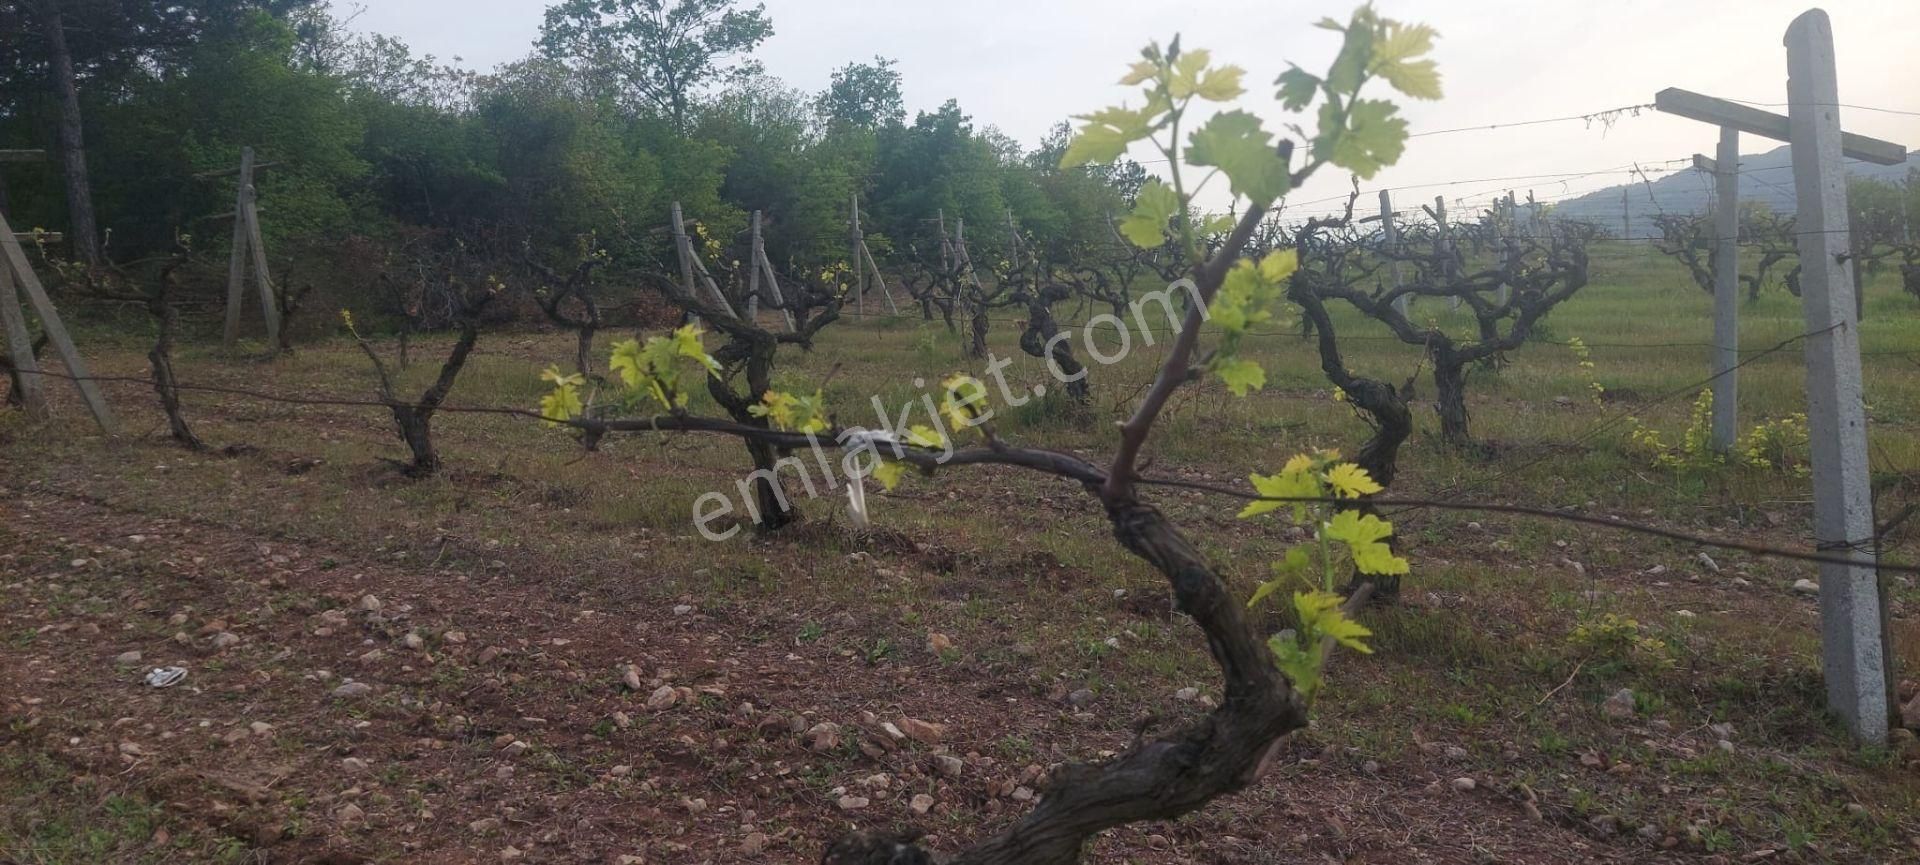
3;316;1918;864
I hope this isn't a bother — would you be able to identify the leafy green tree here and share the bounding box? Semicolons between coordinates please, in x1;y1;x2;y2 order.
817;56;904;129
537;0;773;131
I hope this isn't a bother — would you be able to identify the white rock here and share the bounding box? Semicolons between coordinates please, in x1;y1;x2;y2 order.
114;651;143;666
1450;777;1477;792
836;795;869;811
910;793;935;815
331;681;373;698
1792;578;1819;595
1601;688;1636;720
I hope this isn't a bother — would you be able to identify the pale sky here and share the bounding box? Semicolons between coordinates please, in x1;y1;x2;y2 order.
349;0;1919;215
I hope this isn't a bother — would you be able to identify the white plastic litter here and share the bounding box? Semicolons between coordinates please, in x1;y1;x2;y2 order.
144;666;188;688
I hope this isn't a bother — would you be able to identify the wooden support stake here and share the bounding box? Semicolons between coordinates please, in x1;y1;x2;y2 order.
0;247;44;415
1710;127;1741;452
747;211;763;322
1379;190;1406;317
850;194;865;316
1785;8;1887;745
243;190;280;349
860;240;899;315
223;146;255;347
755;246;794;332
0;210;115;433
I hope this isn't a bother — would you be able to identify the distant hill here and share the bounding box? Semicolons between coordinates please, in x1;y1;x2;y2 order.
1549;144;1916;237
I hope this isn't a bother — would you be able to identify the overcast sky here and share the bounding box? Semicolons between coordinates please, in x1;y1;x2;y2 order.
348;0;1918;215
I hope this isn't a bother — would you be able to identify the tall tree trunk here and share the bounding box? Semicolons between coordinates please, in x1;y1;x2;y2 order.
39;2;100;265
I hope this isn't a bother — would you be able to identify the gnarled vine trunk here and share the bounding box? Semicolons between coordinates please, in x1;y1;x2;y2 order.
827;496;1307;865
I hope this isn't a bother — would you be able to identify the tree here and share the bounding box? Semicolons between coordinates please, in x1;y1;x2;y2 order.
0;0;323;262
537;0;772;131
817;56;904;129
537;10;1437;861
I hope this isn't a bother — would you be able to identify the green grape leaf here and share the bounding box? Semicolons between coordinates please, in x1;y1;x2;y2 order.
1240;467;1322;520
904;424;947;449
1323;510;1409;575
1320;98;1407;179
1119;59;1158;86
609;339;646;389
1192;65;1247;102
1275;65;1321;111
1267;632;1323;698
940;374;990;430
1371;20;1442;100
1186;110;1290;205
1324;462;1383;498
1259;248;1300;283
871;459;905;491
1246;547;1313;609
1293;590;1373;653
1061;105;1156;168
1168;48;1212;98
1213;356;1266;397
1119;180;1180;248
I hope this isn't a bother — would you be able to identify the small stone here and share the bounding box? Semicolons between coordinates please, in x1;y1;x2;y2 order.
1674;610;1696;618
934;755;964;777
1601;688;1636;721
499;846;523;861
1361;760;1380;775
248;721;273;736
331;681;373;699
114;651;143;666
646;685;679;711
501;740;529;757
1450;777;1476;792
341;757;369;773
1443;745;1469;761
1066;688;1095;708
1174;687;1199;702
469;817;501;834
443;630;467;644
358;649;385;663
209;632;240;649
1792;578;1819;595
741;832;769;855
621;664;644;691
1146;835;1169;849
1696;552;1720;573
1845;803;1869;819
358;594;383;613
910;793;935;815
836;795;869;811
335;803;365;823
1715;739;1734;753
608;764;632;777
672;604;694;616
898;717;945;745
926;632;954;654
1011;786;1035;801
612;711;633;729
402;632;425;650
1588;815;1618;836
806;722;842;751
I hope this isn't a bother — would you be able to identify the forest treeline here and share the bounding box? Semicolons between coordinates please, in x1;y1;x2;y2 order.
0;0;1145;331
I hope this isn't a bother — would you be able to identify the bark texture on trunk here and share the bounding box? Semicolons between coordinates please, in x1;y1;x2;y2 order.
39;2;100;265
